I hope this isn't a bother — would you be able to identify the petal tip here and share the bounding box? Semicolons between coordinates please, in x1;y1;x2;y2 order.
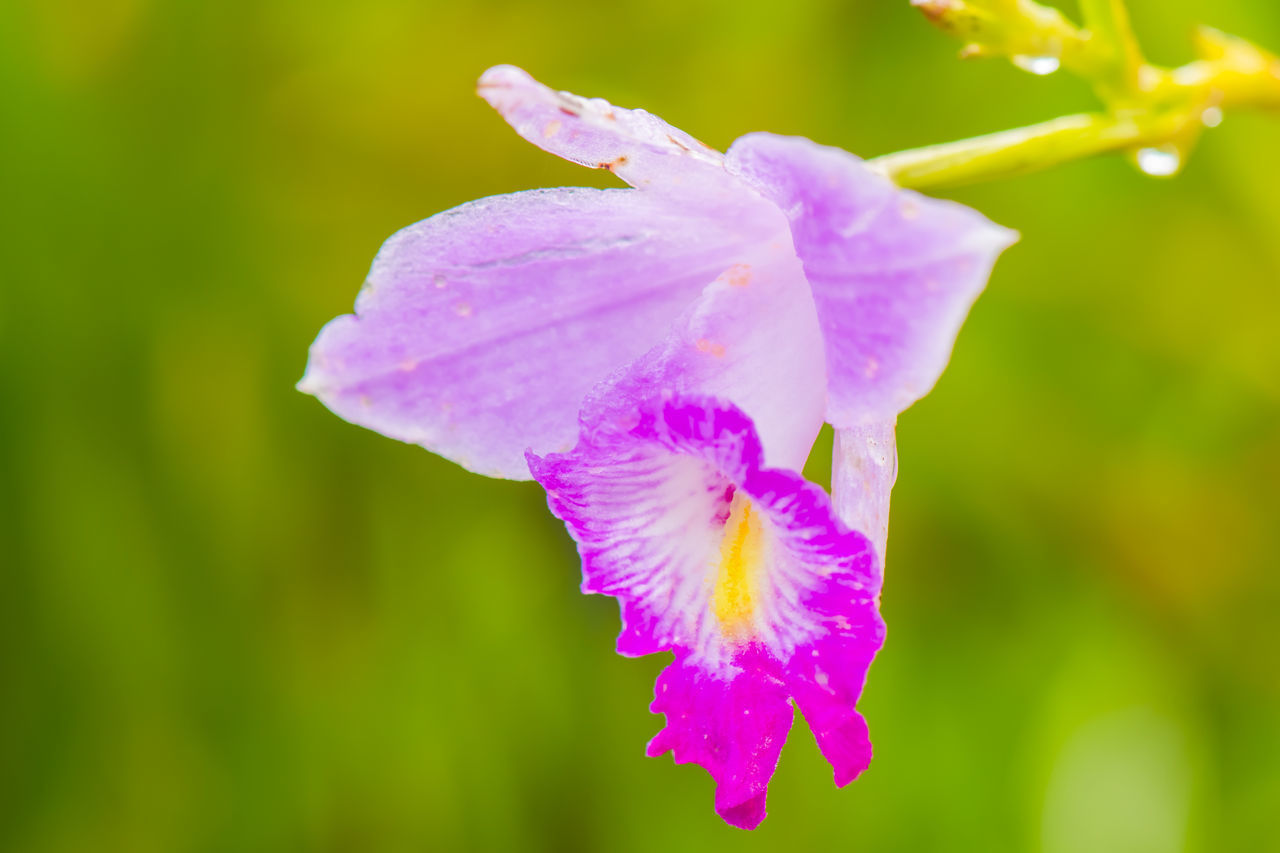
524;448;547;477
643;731;671;759
991;222;1021;250
295;367;327;397
476;64;531;91
717;792;767;830
476;65;543;116
833;743;873;787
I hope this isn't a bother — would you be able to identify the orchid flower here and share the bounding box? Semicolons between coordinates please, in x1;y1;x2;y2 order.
299;66;1014;827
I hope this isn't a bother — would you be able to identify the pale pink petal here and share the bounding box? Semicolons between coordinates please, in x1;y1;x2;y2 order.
299;188;774;479
584;240;827;471
726;133;1017;427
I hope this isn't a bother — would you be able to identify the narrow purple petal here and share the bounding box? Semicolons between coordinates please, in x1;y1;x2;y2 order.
299;187;775;478
726;133;1017;427
530;394;883;827
478;65;727;196
831;421;899;561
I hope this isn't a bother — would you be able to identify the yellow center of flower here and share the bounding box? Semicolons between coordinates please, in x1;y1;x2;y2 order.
712;495;765;641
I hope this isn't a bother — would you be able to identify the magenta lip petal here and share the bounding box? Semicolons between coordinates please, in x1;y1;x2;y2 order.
783;584;886;787
530;393;884;828
645;647;794;830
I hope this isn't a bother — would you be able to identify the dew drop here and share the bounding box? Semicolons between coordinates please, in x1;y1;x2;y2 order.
432;274;447;289
1201;106;1223;128
1135;144;1182;177
1011;55;1060;76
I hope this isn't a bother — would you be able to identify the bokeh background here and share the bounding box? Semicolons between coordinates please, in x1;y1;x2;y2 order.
3;0;1278;850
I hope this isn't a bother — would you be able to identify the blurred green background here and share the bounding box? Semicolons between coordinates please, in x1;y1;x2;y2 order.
2;0;1278;850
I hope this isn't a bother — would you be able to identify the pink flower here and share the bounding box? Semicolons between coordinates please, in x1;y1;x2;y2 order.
299;66;1015;827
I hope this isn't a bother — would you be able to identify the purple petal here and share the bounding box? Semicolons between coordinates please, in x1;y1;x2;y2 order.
530;395;883;826
726;133;1017;426
478;65;727;196
299;187;777;478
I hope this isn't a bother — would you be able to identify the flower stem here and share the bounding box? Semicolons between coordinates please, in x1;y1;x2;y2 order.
884;2;1280;191
870;111;1161;190
1076;0;1144;99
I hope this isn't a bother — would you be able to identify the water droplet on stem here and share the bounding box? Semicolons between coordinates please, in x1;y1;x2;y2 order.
1011;55;1060;76
1135;144;1183;177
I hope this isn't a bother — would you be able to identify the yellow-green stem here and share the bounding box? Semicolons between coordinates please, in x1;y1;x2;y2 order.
870;28;1280;191
869;109;1182;190
897;2;1280;191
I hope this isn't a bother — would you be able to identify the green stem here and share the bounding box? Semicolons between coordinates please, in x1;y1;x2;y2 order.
870;26;1280;191
869;109;1183;190
898;2;1280;191
1077;0;1144;97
